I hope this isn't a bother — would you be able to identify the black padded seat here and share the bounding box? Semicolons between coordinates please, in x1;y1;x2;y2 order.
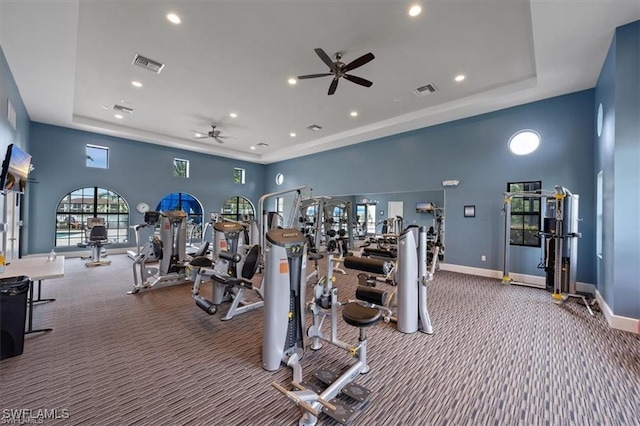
190;256;213;268
342;303;381;328
308;252;324;261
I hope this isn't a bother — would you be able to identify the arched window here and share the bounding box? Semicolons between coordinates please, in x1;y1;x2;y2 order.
222;196;255;222
55;187;129;247
156;192;203;238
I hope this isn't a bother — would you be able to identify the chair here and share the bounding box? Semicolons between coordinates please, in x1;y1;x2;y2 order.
77;217;111;267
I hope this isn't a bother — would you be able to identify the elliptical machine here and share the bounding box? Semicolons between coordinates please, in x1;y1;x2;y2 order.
129;210;191;294
263;228;389;426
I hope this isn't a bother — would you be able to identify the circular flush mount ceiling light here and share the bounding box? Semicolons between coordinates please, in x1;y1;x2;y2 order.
454;74;465;82
167;13;181;24
509;130;540;155
288;78;297;85
409;5;422;17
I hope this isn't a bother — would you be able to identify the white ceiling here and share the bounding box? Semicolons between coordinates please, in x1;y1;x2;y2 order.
1;1;638;164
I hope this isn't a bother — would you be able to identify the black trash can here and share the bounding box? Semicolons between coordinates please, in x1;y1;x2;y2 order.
0;275;30;360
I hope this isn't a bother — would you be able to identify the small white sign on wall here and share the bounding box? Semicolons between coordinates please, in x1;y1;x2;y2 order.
7;99;17;130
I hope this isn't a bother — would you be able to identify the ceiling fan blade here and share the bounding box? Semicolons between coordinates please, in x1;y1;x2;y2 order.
194;136;210;139
343;74;373;87
314;48;337;72
343;52;375;72
297;73;333;79
328;78;339;95
214;137;225;144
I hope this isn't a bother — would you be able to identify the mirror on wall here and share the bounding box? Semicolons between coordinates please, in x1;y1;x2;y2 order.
340;189;445;258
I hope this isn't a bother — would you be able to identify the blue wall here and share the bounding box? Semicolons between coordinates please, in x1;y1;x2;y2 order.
27;123;266;254
595;20;640;318
266;91;596;284
0;46;31;255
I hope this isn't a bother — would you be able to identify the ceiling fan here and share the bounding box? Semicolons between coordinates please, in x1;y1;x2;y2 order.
192;125;230;144
297;48;375;95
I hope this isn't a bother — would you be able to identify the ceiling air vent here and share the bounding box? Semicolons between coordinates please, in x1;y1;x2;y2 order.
132;54;165;74
113;105;134;114
307;124;322;132
257;142;269;147
412;83;437;97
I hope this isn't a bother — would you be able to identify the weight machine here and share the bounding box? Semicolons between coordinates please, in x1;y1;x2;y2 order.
502;186;593;316
129;210;191;294
191;222;263;320
263;228;389;426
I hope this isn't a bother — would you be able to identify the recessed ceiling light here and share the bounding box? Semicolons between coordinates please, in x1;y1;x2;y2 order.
167;13;181;24
288;78;297;85
455;74;465;82
350;111;358;117
229;112;238;118
290;132;296;137
250;146;256;150
194;133;202;138
409;5;422;17
114;114;123;119
131;81;143;88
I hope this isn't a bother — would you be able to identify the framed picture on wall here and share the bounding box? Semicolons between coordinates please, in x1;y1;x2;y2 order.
464;205;475;218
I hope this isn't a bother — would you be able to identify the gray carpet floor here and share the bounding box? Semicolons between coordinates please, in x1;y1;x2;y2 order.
1;254;639;425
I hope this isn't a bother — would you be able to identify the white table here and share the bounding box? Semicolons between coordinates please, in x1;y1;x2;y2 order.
0;256;65;334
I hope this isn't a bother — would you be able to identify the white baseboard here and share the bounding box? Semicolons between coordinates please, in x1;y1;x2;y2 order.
439;263;596;294
440;263;638;334
595;290;640;334
439;263;545;288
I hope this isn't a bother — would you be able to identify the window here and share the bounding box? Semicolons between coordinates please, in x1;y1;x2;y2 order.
275;197;284;216
174;158;189;178
222;196;255;221
596;171;603;258
55;187;128;247
234;167;245;184
507;181;542;247
156;192;203;240
86;145;109;169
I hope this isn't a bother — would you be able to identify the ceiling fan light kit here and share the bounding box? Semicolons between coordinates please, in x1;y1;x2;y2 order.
297;48;375;95
192;125;230;144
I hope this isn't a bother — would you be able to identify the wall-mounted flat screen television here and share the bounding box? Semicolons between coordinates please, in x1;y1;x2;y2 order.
1;144;32;193
416;202;436;213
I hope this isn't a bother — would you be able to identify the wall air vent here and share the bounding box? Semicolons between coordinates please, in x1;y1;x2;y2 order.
412;83;437;97
113;105;134;114
307;125;322;131
132;54;165;74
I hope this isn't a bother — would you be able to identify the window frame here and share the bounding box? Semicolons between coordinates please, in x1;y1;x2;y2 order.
86;144;109;169
507;180;542;247
233;167;246;184
174;158;190;178
222;195;255;222
55;187;129;247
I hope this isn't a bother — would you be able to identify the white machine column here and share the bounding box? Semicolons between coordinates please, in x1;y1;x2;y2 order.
396;228;418;333
262;228;307;371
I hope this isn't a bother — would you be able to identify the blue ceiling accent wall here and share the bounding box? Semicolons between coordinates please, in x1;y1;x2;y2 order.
26;122;265;254
266;90;596;284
